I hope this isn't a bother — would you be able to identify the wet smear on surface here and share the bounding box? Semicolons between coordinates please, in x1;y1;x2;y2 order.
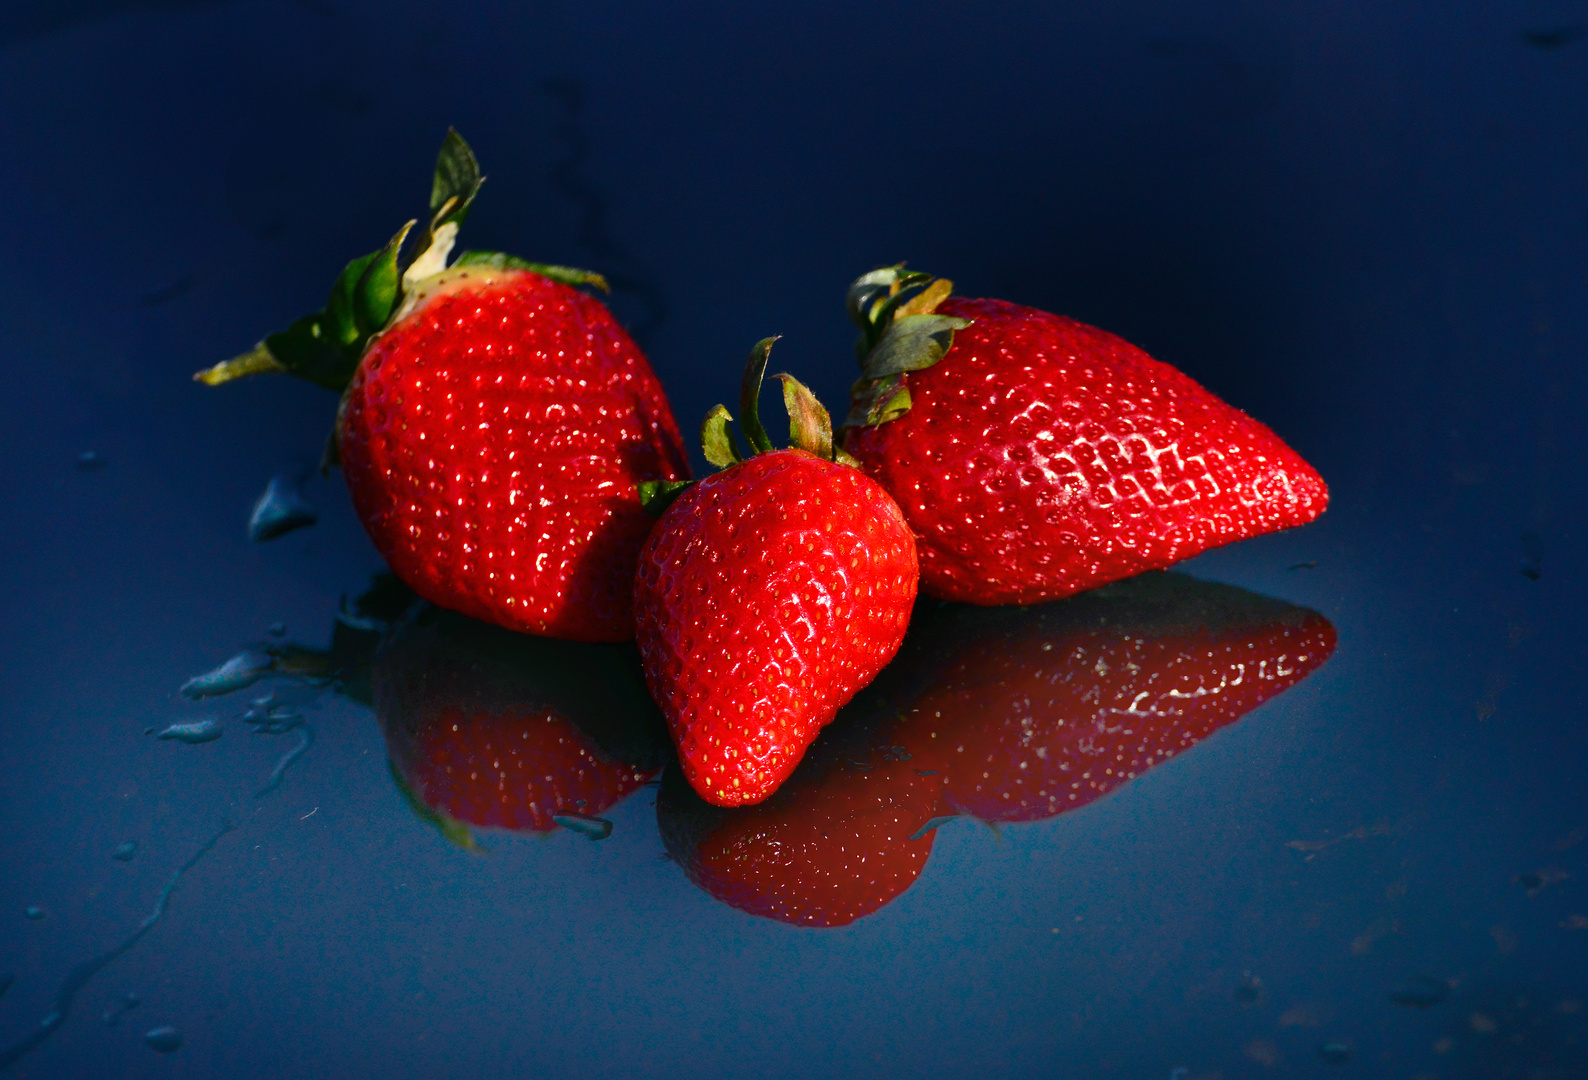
248;475;317;542
152;720;223;745
553;813;614;840
256;725;314;799
1287;821;1392;857
143;1025;182;1053
1317;1040;1351;1065
101;991;140;1025
0;823;232;1070
180;651;274;698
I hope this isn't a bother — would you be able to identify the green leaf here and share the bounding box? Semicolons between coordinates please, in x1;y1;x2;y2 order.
430;128;482;231
353;220;414;337
773;373;834;460
738;337;778;455
453;250;610;292
323;250;379;348
845;266;904;331
893;277;953;319
263;313;360;391
843;374;914;428
637;478;694;516
872;382;912;423
388;760;484;853
867;275;935;332
701;405;743;468
861;313;971;380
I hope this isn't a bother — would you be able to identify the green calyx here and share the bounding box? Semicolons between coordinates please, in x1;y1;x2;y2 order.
841;264;970;429
636;337;857;517
194;128;607;393
388;759;483;853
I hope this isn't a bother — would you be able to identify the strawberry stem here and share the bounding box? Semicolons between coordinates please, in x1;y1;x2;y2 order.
638;479;694;516
738;337;779;455
839;264;970;431
197;129;609;394
193;343;287;386
647;336;857;514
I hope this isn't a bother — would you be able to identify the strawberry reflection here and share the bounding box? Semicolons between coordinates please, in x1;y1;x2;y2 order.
657;715;945;928
373;604;668;847
659;571;1334;926
893;571;1338;822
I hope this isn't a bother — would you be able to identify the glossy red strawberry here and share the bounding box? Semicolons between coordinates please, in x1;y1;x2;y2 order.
878;572;1336;823
633;339;918;807
198;131;688;642
340;261;688;640
657;717;944;927
373;604;667;846
840;268;1328;605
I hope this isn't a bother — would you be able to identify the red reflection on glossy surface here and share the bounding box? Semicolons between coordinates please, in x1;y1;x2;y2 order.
659;572;1334;927
657;725;944;928
374;605;667;836
890;572;1338;822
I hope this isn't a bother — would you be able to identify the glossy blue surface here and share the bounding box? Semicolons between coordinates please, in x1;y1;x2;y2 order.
1;2;1585;1077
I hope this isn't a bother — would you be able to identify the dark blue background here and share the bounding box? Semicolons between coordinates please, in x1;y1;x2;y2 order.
1;1;1585;1076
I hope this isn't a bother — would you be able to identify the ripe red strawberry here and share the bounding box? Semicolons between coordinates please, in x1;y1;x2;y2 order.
657;719;944;927
877;572;1336;823
840;268;1328;605
632;339;918;807
373;604;667;846
198;131;688;641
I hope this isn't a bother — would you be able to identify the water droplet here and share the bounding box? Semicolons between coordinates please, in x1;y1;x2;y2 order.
153;720;224;745
144;1026;183;1053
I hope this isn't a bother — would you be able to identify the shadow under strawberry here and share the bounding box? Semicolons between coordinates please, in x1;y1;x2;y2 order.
869;571;1337;824
373;604;669;847
656;707;945;928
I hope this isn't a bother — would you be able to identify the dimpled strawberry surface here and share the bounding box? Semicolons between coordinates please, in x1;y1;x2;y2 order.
633;448;918;807
846;296;1329;605
340;266;689;642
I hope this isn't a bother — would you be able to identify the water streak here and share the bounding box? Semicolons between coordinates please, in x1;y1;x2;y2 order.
0;822;233;1071
255;725;314;798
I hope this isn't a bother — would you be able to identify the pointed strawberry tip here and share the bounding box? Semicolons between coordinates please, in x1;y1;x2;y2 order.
1278;458;1331;526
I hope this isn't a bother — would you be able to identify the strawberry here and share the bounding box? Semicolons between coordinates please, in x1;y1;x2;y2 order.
657;714;944;927
873;572;1336;823
840;268;1328;605
373;603;667;847
197;131;688;641
632;339;918;807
